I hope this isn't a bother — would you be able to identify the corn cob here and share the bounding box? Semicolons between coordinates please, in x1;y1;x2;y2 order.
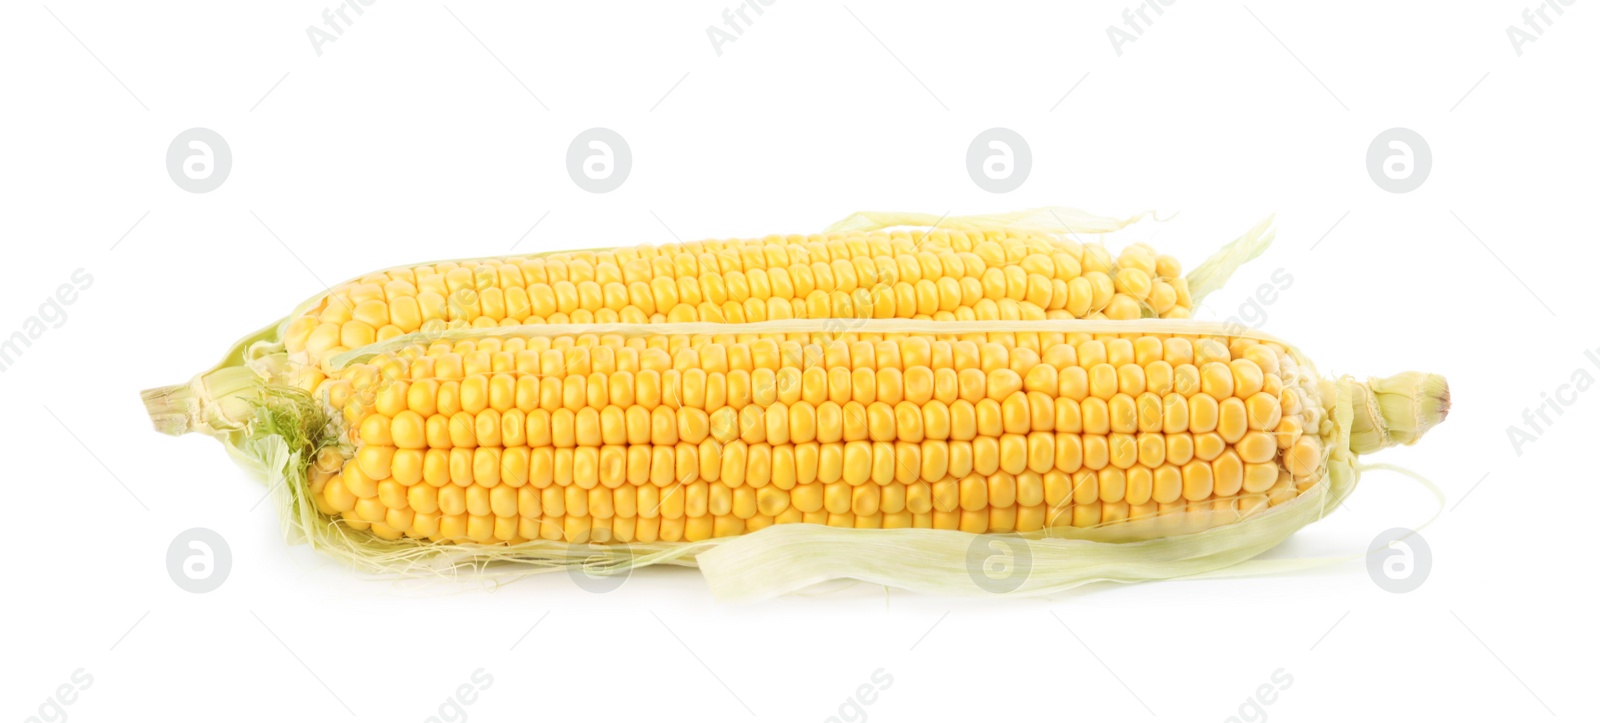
290;233;1190;358
274;324;1445;546
281;212;1273;384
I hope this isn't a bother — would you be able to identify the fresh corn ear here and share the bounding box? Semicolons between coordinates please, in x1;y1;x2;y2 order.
293;327;1428;544
143;316;1446;595
273;208;1274;380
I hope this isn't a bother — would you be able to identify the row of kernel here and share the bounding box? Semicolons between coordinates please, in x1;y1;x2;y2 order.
360;390;1285;455
296;293;1075;357
365;338;1246;382
344;433;1289;500
322;487;1296;544
347;367;1281;430
333;331;1294;409
316;447;1299;529
324;461;1296;520
367;330;1248;370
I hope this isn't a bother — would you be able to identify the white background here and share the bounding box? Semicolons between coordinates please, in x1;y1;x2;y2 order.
3;2;1595;721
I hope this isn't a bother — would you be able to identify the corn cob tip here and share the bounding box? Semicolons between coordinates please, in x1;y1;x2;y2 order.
141;365;271;439
1348;371;1449;455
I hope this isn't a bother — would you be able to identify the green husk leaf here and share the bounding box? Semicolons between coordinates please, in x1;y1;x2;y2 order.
1184;214;1277;306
